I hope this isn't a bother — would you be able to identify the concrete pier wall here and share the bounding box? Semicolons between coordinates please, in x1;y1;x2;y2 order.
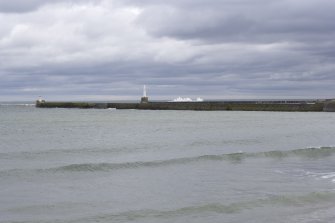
323;100;335;112
36;101;328;112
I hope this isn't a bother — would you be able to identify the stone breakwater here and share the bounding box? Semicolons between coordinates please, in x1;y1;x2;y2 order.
35;100;335;112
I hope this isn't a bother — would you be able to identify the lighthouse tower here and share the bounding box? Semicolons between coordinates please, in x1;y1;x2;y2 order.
141;85;149;103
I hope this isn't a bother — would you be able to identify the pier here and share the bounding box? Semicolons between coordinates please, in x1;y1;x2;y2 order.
35;86;335;112
35;100;335;112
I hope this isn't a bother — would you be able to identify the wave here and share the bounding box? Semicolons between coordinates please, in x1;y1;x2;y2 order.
71;191;335;222
1;147;334;176
248;146;335;159
0;103;34;106
3;145;334;161
49;147;335;173
303;171;335;183
0;146;139;159
321;173;335;180
5;191;335;223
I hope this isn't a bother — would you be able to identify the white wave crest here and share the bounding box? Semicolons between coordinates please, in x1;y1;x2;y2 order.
171;97;204;102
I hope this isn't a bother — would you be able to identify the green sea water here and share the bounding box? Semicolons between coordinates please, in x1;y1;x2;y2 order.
1;104;335;223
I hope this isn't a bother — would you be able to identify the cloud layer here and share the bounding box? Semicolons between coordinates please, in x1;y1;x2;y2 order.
0;0;334;101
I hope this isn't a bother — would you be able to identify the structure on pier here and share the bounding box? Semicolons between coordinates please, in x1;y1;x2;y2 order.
141;85;149;103
36;96;45;104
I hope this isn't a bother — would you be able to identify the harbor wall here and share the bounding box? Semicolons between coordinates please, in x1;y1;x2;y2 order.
36;101;327;112
323;100;335;112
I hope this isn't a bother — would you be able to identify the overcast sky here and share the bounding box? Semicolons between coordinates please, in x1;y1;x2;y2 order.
0;0;334;101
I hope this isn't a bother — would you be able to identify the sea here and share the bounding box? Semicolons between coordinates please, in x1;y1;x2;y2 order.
1;103;335;223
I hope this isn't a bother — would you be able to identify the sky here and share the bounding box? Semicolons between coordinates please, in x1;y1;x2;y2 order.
0;0;334;101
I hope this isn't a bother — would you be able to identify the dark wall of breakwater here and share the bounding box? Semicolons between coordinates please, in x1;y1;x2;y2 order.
323;100;335;112
35;100;335;112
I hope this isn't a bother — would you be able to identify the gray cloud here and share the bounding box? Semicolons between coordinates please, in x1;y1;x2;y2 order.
134;0;335;42
0;0;98;13
0;0;46;13
0;0;334;101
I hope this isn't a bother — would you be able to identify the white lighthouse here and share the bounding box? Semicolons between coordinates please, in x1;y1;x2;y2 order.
141;85;149;103
143;85;147;97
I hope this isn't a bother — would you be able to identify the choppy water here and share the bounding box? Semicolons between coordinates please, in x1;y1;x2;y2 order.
1;104;335;223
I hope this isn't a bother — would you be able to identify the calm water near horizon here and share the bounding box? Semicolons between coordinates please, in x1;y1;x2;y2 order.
1;104;335;222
